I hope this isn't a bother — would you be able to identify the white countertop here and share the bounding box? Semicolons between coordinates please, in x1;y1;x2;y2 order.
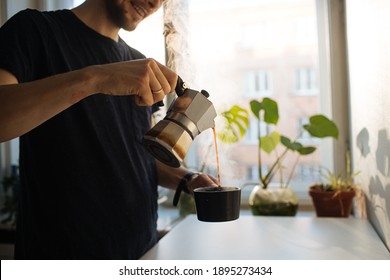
141;215;390;260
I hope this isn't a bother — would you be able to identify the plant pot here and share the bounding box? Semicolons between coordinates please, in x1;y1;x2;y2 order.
193;186;241;222
308;185;356;217
248;184;299;216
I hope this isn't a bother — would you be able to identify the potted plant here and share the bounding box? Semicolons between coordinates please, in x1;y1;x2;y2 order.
309;152;360;217
219;97;339;216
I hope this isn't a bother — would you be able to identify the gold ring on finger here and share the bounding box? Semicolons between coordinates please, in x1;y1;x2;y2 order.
152;88;163;94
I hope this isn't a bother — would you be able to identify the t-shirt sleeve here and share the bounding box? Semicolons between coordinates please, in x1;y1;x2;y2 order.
0;9;47;83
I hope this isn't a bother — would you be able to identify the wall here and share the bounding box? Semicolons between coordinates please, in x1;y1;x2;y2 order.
346;0;390;250
3;0;75;19
6;0;39;16
0;1;6;25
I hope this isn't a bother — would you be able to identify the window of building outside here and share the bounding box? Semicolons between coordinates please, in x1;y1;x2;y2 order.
294;67;319;95
244;70;273;97
244;118;273;144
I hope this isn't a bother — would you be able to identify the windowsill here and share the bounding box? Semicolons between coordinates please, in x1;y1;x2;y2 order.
157;187;316;234
157;204;316;234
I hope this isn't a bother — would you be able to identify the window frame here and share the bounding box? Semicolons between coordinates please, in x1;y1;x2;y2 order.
316;0;350;180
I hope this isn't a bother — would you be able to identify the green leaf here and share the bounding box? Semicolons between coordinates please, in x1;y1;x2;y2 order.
217;128;239;143
280;136;302;151
218;105;249;143
262;98;279;125
303;115;339;139
249;100;262;119
249;98;278;125
297;146;316;155
281;136;316;155
260;131;280;154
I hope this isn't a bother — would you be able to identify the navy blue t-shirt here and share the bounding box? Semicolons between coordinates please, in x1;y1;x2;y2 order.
0;9;159;259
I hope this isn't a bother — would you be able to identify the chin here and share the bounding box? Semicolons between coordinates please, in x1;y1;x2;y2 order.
105;0;139;30
122;20;140;31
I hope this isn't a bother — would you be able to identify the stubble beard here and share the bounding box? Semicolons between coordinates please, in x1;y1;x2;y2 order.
104;0;138;31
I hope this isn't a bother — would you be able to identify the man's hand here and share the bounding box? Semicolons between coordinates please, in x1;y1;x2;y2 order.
91;58;178;106
186;173;218;194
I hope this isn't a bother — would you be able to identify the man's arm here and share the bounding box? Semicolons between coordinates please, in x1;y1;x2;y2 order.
0;68;95;142
0;58;177;142
156;160;217;194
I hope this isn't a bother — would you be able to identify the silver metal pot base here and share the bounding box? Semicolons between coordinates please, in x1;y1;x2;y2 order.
142;138;181;168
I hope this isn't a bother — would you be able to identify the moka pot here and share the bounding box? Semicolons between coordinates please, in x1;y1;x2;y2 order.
143;77;217;168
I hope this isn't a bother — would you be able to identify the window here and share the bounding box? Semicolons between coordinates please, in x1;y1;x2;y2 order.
244;117;272;143
297;164;321;182
241;22;273;49
0;0;347;209
181;0;334;201
291;16;317;43
294;67;318;95
244;71;273;97
246;166;257;181
119;9;165;63
246;165;268;181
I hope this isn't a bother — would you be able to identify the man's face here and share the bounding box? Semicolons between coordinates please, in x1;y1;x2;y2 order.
105;0;163;31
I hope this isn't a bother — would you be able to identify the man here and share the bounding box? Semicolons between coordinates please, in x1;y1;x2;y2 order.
0;0;216;259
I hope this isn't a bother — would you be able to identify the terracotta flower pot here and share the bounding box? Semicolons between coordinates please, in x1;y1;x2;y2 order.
308;185;356;217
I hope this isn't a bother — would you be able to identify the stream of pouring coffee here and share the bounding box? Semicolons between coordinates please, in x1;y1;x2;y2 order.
212;128;222;189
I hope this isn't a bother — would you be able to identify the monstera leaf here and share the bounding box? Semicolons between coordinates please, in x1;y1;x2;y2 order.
218;105;249;143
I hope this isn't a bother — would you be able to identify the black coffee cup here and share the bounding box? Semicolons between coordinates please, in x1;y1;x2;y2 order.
193;186;241;222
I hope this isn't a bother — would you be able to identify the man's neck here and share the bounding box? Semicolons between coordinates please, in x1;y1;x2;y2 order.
71;1;120;42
